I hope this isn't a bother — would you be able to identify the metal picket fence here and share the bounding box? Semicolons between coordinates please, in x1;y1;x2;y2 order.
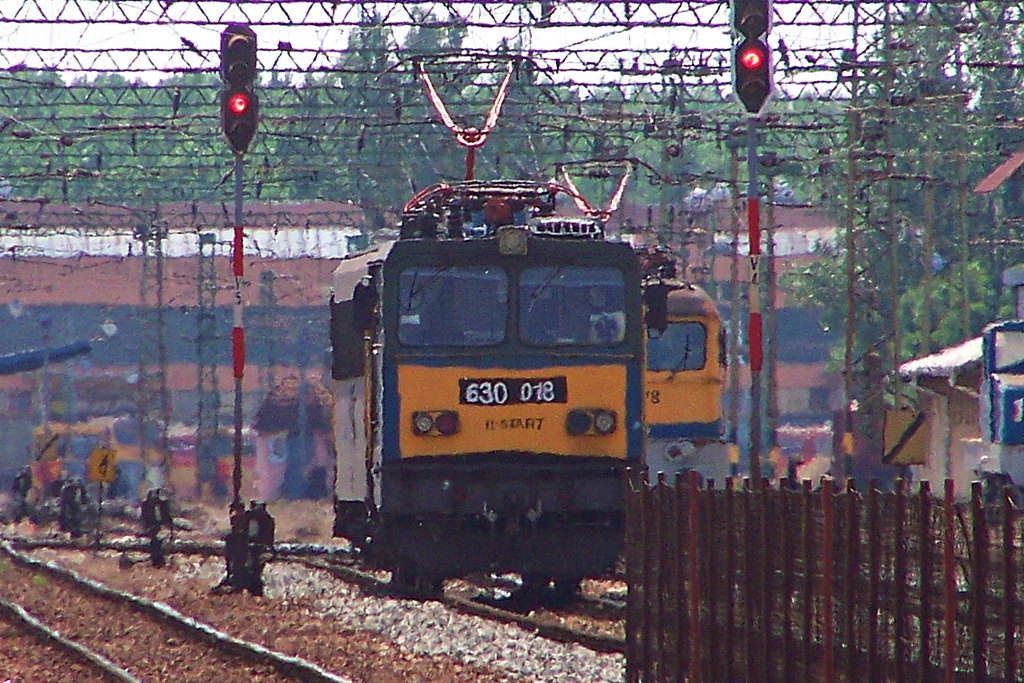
625;472;1023;682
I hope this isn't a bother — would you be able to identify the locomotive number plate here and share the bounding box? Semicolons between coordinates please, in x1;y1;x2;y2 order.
459;377;568;406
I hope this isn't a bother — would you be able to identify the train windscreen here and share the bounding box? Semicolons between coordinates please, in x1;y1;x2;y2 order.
647;322;707;372
994;329;1024;373
398;266;508;347
519;266;626;347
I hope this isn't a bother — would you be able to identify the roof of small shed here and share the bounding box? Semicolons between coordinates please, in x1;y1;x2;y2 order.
899;336;982;380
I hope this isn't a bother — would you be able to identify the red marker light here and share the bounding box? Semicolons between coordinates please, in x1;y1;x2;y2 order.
229;93;249;115
434;411;459;436
740;46;765;70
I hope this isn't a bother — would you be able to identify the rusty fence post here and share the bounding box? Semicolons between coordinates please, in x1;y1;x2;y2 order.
641;474;655;682
665;473;679;683
624;469;637;683
846;479;861;680
822;478;835;682
895;478;908;683
655;473;668;683
783;482;796;682
1004;484;1016;682
687;470;702;682
919;481;933;683
725;477;737;683
802;479;814;681
760;478;772;682
705;479;719;682
970;481;987;682
675;474;689;681
868;480;881;681
744;478;756;681
944;479;956;683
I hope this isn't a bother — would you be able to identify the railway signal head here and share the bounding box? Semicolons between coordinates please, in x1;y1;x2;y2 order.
220;88;259;154
730;0;773;115
732;0;772;40
221;25;257;87
220;24;259;155
734;39;772;114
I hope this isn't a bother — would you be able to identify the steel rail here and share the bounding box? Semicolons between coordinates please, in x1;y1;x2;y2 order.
0;541;357;683
7;532;626;652
0;597;142;683
2;534;355;560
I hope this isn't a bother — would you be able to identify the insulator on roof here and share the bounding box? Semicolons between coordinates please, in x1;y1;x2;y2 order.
528;216;603;239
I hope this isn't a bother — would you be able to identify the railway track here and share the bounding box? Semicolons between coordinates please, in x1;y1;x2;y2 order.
291;555;626;654
0;595;141;682
4;532;626;654
0;541;355;683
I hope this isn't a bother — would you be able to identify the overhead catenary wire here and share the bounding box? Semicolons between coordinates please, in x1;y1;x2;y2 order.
1;0;1022;419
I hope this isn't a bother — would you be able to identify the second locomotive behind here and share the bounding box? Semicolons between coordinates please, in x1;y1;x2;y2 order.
639;247;731;486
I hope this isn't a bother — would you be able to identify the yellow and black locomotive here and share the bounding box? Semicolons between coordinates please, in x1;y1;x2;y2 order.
330;180;644;590
639;247;731;485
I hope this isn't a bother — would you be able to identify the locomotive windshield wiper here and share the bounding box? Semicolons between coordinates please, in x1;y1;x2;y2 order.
405;265;455;311
525;260;573;313
668;334;693;380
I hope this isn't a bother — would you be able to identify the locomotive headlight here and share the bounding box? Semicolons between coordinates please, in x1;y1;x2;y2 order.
593;410;617;435
412;412;434;435
565;409;593;436
567;408;617;436
412;410;459;436
497;225;528;256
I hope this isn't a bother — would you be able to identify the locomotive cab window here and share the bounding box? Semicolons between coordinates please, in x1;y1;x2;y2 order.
519;266;626;347
398;266;508;347
993;329;1024;373
647;322;707;372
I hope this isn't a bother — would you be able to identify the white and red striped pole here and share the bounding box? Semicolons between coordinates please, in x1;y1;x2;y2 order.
747;116;763;487
231;154;245;506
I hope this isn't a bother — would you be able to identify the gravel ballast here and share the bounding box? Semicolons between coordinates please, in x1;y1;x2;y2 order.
29;549;624;682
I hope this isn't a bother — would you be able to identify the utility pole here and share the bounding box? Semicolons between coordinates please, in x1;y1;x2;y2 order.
258;270;278;393
62;319;77;421
136;219;153;493
295;323;311;501
884;1;902;414
38;316;52;426
137;206;170;490
842;4;862;483
955;38;970;340
728;135;742;472
764;163;779;462
195;232;220;499
155;210;171;481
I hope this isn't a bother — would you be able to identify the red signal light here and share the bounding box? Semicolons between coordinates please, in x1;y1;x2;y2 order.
732;37;772;114
434;411;459;436
221;87;259;154
739;45;766;70
229;93;249;115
